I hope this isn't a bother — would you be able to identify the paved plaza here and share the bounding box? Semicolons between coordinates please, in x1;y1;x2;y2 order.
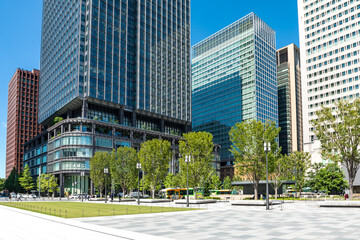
1;201;360;239
78;201;360;240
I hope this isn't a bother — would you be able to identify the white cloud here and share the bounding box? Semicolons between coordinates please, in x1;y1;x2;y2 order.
1;122;7;128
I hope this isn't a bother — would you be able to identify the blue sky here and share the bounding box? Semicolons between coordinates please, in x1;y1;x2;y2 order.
0;0;299;178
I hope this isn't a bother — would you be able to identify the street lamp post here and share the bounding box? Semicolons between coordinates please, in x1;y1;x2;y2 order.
39;168;41;199
185;155;191;208
104;168;109;203
136;163;141;205
264;141;270;210
81;171;85;202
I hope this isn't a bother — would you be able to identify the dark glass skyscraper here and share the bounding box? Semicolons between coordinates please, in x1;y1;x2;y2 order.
40;0;191;124
39;0;191;196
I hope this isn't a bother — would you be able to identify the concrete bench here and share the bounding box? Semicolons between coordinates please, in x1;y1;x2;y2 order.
139;199;172;203
318;201;360;208
232;200;282;206
174;199;217;204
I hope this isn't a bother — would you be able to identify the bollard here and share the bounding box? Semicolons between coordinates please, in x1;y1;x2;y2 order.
82;209;84;217
41;207;43;213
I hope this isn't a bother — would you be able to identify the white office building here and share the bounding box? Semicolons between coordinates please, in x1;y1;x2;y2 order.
298;0;360;162
298;0;360;191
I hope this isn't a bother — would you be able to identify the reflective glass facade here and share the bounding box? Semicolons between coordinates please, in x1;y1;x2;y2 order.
40;0;191;123
192;13;278;169
39;0;85;123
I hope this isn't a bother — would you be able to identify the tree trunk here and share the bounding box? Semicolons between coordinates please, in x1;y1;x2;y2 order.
254;182;258;200
99;187;103;198
275;183;278;200
151;189;155;199
122;188;125;199
349;177;354;200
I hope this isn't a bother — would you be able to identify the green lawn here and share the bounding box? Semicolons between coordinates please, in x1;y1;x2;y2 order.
0;202;197;218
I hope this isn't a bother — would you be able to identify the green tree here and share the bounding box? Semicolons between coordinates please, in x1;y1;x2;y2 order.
163;173;182;188
313;164;348;194
178;132;215;199
0;178;5;192
312;99;360;199
222;176;233;190
305;163;324;190
289;151;311;197
210;174;222;190
4;168;21;193
229;120;280;200
19;165;35;193
110;146;138;198
90;151;111;197
37;173;58;197
139;139;172;198
269;153;292;199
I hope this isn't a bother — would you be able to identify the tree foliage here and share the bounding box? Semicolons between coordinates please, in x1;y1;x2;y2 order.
37;173;58;196
289;151;311;195
306;163;348;194
0;178;5;192
304;163;324;190
110;146;138;198
90;151;111;197
139;139;172;198
178;132;215;198
19;165;35;193
210;174;222;190
312;99;360;199
4;168;22;193
163;173;182;188
269;152;292;199
229;120;280;200
222;176;233;190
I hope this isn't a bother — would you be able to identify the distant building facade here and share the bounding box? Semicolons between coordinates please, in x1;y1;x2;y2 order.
6;69;42;178
23;131;48;177
277;44;303;155
192;13;278;180
298;0;360;163
298;0;360;191
37;0;200;196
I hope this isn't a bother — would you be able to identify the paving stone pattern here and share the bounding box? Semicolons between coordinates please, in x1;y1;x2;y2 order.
78;201;360;239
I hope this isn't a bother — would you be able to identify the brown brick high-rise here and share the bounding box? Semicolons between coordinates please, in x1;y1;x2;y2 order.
5;69;42;178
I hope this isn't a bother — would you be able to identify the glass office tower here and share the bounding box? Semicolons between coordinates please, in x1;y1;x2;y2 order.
192;13;278;179
39;0;193;196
